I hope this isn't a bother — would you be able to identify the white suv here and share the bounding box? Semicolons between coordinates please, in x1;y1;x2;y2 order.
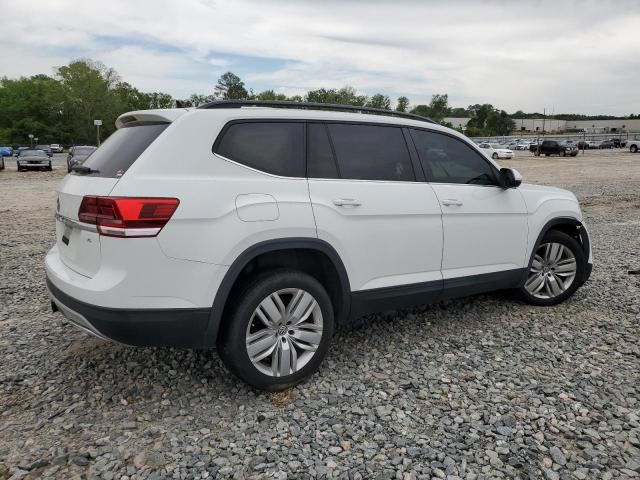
46;101;593;390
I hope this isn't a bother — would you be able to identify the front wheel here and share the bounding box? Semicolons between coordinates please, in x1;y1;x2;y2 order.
518;230;586;306
631;145;638;153
218;270;334;391
492;152;498;159
561;150;566;157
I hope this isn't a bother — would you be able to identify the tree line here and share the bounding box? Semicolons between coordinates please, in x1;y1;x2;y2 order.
2;58;635;145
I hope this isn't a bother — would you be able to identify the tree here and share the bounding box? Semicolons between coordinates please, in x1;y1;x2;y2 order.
449;107;469;117
214;72;248;100
366;94;391;110
253;89;288;101
485;110;515;136
466;104;494;130
189;93;214;107
306;86;367;106
395;96;409;112
56;59;123;144
410;93;450;123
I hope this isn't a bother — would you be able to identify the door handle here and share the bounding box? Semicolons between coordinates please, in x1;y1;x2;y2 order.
441;199;463;207
332;198;362;207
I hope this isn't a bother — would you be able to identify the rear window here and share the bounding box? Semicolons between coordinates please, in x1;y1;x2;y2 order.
78;122;169;177
214;122;304;177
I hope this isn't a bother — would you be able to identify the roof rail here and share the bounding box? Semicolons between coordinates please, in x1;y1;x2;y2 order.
197;99;435;124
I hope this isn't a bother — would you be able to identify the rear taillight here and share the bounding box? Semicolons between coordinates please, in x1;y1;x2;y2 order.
78;196;179;238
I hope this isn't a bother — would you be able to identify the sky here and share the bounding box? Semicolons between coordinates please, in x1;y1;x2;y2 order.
1;0;639;115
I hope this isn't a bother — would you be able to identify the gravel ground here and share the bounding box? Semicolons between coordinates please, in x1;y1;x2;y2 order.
1;150;639;480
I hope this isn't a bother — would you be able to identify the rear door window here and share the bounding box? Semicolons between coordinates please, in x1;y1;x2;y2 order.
79;122;169;178
215;122;304;177
326;124;414;181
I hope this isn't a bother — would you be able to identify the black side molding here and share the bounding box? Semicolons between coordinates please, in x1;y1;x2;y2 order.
350;268;528;320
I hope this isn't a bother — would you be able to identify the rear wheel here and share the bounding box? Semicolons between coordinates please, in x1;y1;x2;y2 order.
218;270;334;391
519;230;586;306
492;152;498;159
561;150;566;157
631;145;638;153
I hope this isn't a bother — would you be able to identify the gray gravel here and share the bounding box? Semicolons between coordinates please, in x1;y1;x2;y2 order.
1;150;639;480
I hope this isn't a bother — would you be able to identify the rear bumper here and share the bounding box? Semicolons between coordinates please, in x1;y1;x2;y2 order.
47;276;212;347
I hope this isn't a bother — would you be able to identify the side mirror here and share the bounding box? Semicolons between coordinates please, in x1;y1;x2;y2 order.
499;168;522;188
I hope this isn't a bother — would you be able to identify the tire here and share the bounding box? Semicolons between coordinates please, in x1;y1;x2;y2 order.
0;158;4;170
631;145;638;153
561;150;566;157
545;153;550;157
218;269;334;391
492;152;498;159
518;230;586;306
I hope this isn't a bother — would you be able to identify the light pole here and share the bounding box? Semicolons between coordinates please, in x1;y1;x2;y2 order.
28;134;34;146
94;119;102;146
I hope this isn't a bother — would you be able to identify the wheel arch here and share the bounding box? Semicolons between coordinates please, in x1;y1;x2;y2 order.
205;238;351;346
524;216;591;284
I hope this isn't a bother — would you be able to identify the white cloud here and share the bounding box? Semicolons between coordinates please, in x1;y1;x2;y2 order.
1;0;639;114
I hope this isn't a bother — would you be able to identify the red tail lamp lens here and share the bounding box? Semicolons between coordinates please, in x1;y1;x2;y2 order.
78;196;179;237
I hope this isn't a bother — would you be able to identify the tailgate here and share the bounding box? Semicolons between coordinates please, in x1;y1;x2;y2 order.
55;175;119;278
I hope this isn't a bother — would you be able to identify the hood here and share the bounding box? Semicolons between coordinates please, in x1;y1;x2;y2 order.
519;183;578;201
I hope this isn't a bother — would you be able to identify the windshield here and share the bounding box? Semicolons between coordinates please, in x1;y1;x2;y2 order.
21;150;46;157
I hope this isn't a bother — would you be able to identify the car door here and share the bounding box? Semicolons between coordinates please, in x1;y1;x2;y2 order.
409;128;528;284
306;122;443;300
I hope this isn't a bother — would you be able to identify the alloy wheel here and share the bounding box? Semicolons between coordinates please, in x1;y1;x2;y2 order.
524;242;577;299
245;288;323;377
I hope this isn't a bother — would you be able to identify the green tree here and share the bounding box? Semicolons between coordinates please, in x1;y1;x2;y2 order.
449;107;469;117
367;94;391;110
395;96;409;112
306;86;367;106
189;93;214;107
466;104;494;130
214;72;248;100
253;89;288;101
56;59;123;144
485;110;515;135
411;93;450;123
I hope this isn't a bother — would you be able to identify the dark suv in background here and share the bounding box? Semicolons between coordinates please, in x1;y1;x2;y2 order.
530;140;578;157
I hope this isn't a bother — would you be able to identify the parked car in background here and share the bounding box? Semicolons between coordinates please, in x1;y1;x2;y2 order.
586;140;601;149
46;101;592;390
628;139;640;153
0;146;14;157
599;140;615;149
576;140;589;149
14;146;30;157
514;143;529;150
50;144;64;153
66;146;97;172
17;149;52;171
35;145;53;157
478;142;513;159
530;140;578;157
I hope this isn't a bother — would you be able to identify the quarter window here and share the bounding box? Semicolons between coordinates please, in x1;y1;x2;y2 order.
326;124;414;181
215;122;304;177
410;129;498;185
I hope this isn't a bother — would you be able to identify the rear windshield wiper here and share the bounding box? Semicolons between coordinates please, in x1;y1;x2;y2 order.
71;165;100;174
